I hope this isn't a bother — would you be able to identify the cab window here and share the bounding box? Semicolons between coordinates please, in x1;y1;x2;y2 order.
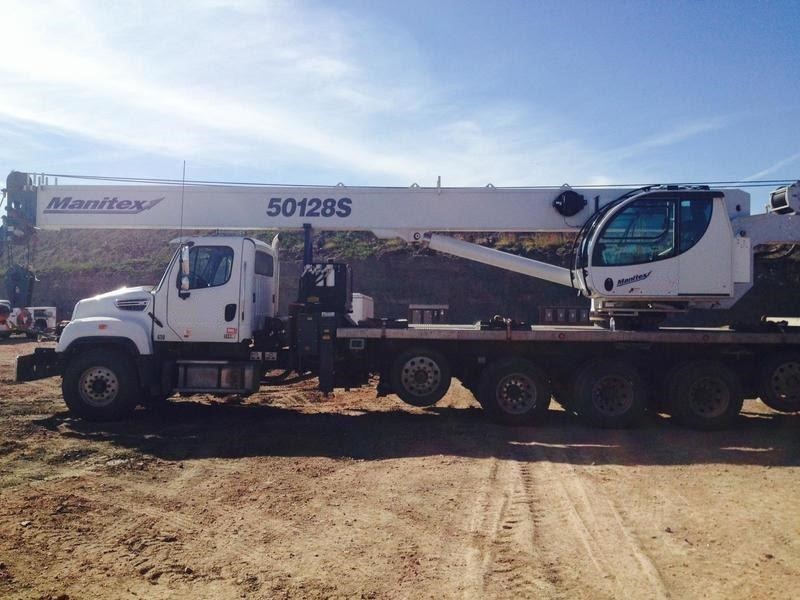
679;198;713;253
593;199;676;266
255;251;274;276
178;245;234;289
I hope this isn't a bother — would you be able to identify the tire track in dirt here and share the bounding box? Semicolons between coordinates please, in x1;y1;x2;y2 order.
537;447;669;599
464;456;557;598
465;445;669;599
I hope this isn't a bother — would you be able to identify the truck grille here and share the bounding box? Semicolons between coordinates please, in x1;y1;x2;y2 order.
115;298;149;311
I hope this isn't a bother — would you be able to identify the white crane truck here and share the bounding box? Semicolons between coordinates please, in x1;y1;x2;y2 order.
9;171;800;429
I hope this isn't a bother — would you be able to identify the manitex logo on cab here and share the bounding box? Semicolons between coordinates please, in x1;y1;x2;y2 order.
43;196;164;214
617;271;652;287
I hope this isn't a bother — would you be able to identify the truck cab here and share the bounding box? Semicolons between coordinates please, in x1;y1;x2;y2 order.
59;235;279;351
153;235;280;344
29;235;282;419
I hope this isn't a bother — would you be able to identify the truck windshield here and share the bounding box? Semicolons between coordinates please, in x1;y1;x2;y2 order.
155;246;182;293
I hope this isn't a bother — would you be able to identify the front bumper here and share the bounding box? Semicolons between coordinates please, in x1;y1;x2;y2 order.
16;348;61;381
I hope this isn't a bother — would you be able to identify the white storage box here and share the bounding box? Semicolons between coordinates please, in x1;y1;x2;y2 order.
351;293;374;322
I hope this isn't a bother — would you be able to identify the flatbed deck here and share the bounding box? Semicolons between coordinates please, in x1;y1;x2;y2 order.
338;323;800;345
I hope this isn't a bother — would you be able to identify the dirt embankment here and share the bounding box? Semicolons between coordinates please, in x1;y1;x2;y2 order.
27;230;580;323
27;229;800;326
1;340;799;599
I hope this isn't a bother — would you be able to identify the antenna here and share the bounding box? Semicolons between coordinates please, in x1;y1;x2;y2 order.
179;160;186;242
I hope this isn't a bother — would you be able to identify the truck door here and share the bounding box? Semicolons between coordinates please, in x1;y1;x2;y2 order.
587;198;679;297
166;241;242;342
676;197;733;296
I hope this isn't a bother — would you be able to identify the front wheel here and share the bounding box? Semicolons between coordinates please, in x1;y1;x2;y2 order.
477;357;551;426
389;347;452;407
62;348;140;421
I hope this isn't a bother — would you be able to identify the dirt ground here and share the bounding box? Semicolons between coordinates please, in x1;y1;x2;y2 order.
1;340;799;599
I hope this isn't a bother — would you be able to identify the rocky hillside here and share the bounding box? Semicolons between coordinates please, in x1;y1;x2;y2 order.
15;229;800;325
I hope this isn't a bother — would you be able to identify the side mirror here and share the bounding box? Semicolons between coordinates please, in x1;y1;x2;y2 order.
178;245;191;299
181;245;190;275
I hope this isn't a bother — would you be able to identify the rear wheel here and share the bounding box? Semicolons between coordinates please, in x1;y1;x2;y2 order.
477;357;551;426
390;347;451;407
668;361;743;429
62;348;139;421
573;359;646;428
758;353;800;413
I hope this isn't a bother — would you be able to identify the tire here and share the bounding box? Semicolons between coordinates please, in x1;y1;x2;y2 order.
668;361;743;429
477;357;551;426
758;353;800;413
62;348;140;421
572;359;647;428
389;347;451;407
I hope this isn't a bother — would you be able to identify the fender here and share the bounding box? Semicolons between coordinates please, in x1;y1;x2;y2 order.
57;316;153;356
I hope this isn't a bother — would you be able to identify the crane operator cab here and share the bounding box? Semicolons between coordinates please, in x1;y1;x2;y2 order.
573;187;744;323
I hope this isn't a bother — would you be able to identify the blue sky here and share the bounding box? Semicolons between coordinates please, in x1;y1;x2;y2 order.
1;0;798;204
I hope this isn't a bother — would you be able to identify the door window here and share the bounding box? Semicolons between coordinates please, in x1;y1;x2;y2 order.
178;246;234;289
678;198;713;253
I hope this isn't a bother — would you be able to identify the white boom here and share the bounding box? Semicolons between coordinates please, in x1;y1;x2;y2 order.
30;182;670;234
4;172;799;320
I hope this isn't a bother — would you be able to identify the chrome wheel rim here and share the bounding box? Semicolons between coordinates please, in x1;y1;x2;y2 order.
78;367;120;407
400;356;441;397
496;373;538;415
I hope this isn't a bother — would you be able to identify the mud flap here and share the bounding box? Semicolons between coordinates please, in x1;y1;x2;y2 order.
16;347;61;381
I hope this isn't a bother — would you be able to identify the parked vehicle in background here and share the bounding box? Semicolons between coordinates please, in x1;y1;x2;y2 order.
0;303;57;339
0;300;11;339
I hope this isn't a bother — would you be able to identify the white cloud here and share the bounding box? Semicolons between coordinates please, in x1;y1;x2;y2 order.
743;151;800;181
606;117;729;162
0;1;726;187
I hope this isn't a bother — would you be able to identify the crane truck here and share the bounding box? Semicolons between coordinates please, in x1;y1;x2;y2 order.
8;171;800;429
